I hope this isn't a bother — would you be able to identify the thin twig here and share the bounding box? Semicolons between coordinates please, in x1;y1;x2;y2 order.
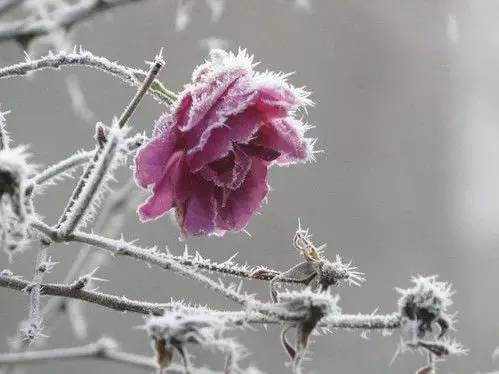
32;133;144;187
55;52;163;237
0;50;177;105
57;125;124;236
117;52;165;128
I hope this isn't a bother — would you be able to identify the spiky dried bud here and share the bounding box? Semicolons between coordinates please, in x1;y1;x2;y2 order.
0;146;34;258
146;310;243;372
393;276;464;370
276;289;340;371
19;317;44;344
270;222;364;301
397;275;454;341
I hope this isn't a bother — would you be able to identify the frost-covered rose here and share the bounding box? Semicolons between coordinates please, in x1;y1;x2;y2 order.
135;49;315;236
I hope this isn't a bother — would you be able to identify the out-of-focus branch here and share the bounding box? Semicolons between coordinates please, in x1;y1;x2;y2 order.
0;50;178;105
0;338;156;371
0;337;223;373
0;0;24;18
0;0;154;46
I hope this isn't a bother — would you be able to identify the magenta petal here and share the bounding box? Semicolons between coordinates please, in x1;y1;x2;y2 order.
138;151;184;221
198;145;252;190
255;118;309;164
135;124;179;189
254;82;301;119
238;143;281;162
186;107;262;171
183;75;256;155
167;94;193;134
181;179;217;236
181;69;248;132
217;158;269;231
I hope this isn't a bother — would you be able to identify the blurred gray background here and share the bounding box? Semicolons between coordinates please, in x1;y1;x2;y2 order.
1;0;499;373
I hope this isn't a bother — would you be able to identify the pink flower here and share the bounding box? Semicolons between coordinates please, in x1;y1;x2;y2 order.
134;49;315;236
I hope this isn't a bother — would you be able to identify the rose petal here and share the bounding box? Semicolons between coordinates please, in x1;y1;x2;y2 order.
216;158;269;231
181;178;217;235
254;118;310;165
138;151;185;221
186;107;262;171
198;145;252;190
253;75;308;119
183;74;256;155
134;124;180;189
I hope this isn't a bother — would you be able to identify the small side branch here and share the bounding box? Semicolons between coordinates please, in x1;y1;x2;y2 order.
117;52;165;128
19;244;53;343
0;50;177;105
32;133;144;187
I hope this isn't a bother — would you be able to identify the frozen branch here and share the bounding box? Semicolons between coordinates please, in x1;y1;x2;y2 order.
33;219;254;307
0;269;402;330
41;180;140;329
0;50;177;105
0;269;170;315
30;218;359;312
